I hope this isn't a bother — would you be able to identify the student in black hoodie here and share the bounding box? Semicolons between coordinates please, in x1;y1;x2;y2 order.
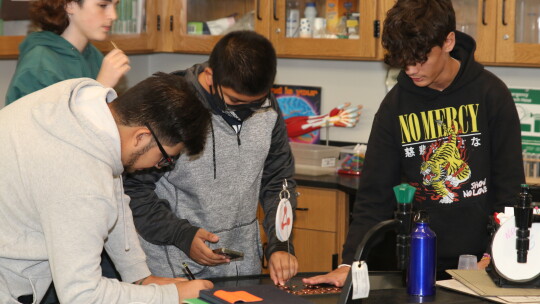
304;0;524;286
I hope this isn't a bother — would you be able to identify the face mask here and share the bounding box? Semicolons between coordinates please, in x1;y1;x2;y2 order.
208;85;228;112
210;85;268;112
225;98;268;111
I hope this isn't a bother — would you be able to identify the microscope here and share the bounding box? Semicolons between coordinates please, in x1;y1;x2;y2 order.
487;184;540;288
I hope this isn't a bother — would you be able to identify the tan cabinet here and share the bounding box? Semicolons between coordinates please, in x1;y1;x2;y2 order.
4;0;540;65
76;0;158;54
451;0;538;65
494;0;540;65
0;36;24;59
0;0;158;58
168;0;380;60
381;0;540;66
258;186;349;273
452;0;540;65
91;0;157;55
269;0;378;59
167;0;270;54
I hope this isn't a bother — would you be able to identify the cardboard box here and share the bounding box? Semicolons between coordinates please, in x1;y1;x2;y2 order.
325;0;358;35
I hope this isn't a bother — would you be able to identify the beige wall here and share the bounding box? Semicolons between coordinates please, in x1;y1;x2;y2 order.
2;54;540;143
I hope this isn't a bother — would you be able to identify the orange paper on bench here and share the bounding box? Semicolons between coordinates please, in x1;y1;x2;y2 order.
214;290;263;303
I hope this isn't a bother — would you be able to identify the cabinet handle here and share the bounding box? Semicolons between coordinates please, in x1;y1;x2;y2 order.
170;16;173;31
482;0;487;25
373;20;380;38
256;0;262;21
157;15;161;31
296;208;309;211
501;0;507;26
273;0;279;21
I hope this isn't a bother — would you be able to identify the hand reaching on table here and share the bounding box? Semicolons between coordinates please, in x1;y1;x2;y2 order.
302;265;350;287
268;251;298;286
175;280;214;303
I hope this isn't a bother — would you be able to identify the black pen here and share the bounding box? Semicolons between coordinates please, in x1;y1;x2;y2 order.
182;262;196;280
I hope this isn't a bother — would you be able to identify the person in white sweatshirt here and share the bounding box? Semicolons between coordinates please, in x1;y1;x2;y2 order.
0;73;213;304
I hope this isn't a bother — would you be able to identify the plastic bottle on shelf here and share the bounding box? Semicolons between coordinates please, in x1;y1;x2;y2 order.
326;0;339;36
304;2;317;37
347;12;360;39
286;0;300;38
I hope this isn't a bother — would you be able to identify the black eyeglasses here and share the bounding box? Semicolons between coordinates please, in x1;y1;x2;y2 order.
145;123;175;168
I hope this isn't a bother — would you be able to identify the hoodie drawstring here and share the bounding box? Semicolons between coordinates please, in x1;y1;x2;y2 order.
211;121;216;180
28;277;37;304
119;176;130;251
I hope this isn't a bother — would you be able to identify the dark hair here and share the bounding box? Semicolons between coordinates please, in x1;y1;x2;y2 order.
110;72;211;156
382;0;456;68
30;0;83;35
209;30;277;96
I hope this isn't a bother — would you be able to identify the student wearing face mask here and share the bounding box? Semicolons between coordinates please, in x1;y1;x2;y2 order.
124;31;298;286
5;0;130;105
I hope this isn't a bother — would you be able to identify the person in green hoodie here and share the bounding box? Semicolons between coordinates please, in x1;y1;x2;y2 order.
5;0;130;105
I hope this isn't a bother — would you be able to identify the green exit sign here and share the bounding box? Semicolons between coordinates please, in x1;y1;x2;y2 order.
511;88;540;154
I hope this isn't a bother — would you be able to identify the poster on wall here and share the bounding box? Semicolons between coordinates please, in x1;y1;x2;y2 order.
272;84;322;144
511;88;540;154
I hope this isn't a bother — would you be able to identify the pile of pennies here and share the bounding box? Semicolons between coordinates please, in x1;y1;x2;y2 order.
276;284;342;295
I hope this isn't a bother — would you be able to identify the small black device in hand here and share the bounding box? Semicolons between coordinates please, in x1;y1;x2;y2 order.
212;248;244;260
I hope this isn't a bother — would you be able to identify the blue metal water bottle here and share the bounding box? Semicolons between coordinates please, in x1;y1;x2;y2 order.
407;211;437;296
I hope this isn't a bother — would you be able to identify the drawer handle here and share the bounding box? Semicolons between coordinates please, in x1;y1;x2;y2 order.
296;208;309;211
482;0;487;26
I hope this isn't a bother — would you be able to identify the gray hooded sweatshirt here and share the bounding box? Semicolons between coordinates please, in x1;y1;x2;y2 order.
124;64;297;279
0;79;178;303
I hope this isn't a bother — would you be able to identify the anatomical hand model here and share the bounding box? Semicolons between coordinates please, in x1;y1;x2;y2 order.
285;103;362;138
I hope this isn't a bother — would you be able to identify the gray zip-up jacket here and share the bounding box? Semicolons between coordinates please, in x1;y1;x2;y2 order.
0;79;178;303
124;63;297;279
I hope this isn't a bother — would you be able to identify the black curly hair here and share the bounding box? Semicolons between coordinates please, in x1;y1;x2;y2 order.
382;0;456;68
110;72;210;156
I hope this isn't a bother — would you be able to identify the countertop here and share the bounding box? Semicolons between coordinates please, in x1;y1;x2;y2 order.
294;173;360;197
210;272;491;304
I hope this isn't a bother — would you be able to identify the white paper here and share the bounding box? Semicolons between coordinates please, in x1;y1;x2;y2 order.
437;279;540;304
352;261;370;299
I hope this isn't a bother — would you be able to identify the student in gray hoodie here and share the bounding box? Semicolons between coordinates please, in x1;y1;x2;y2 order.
124;31;298;285
0;73;213;304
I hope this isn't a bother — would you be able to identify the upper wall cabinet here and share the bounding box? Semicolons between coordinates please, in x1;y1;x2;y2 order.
0;0;157;58
0;36;24;59
452;0;540;66
379;0;540;66
452;0;497;63
270;0;378;59
166;0;270;54
167;0;379;60
92;0;158;55
494;0;540;65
